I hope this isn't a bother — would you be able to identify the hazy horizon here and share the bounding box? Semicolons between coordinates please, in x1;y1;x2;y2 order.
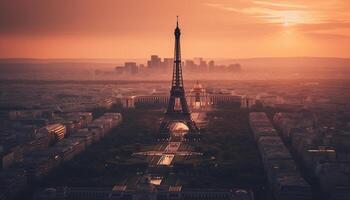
1;56;350;60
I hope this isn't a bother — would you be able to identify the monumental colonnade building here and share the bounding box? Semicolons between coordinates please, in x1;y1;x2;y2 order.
118;81;253;109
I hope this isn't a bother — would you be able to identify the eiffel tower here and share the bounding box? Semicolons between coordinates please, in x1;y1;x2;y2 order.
159;17;199;135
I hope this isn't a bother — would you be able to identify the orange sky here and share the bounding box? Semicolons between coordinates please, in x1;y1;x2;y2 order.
0;0;350;59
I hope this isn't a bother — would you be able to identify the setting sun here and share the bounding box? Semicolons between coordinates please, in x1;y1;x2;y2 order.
282;11;302;26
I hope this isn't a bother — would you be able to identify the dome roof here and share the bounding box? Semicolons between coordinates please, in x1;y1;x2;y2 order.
193;81;202;89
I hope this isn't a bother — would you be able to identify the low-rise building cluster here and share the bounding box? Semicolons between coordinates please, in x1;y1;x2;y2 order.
249;112;312;200
0;112;122;200
0;168;27;200
273;112;350;200
33;185;254;200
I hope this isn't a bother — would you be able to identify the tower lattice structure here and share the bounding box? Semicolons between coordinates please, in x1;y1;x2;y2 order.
159;17;199;134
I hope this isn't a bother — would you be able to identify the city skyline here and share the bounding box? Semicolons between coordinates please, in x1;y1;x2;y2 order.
1;0;350;59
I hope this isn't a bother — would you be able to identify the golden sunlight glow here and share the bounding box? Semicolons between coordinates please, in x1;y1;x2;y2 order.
1;0;350;58
282;11;301;27
170;122;189;136
171;122;189;131
259;10;305;27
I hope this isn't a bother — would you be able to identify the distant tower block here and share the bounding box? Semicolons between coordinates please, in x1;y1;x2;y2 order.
159;17;199;135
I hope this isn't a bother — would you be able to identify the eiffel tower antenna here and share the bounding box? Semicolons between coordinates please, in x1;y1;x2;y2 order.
176;15;179;27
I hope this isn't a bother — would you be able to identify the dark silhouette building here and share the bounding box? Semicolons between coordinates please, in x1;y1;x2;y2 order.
159;18;199;135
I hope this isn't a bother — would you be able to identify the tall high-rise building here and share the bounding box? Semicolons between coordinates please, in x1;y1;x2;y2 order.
185;60;196;72
199;59;208;72
163;58;174;70
208;60;215;72
124;62;138;74
147;55;162;69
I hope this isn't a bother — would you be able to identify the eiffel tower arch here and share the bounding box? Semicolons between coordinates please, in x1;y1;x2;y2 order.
159;17;199;135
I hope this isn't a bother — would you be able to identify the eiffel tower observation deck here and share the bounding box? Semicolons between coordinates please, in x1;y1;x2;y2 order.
159;17;199;136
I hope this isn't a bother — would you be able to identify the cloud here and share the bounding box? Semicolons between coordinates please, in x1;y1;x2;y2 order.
204;1;350;26
296;22;350;31
205;2;311;25
252;1;307;9
305;32;350;39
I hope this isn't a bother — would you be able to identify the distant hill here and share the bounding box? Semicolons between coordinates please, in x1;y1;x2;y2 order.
0;58;144;73
0;58;146;65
